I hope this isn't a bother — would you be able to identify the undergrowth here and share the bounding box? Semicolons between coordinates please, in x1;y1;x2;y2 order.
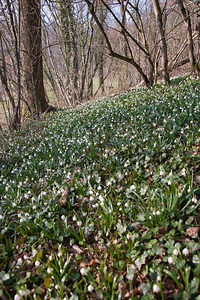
0;77;200;299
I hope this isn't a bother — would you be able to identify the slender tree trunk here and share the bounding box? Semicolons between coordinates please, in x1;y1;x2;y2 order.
20;0;48;116
152;0;170;84
176;0;196;70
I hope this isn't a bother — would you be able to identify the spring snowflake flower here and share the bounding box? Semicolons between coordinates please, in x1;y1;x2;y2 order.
19;290;30;296
35;260;40;267
77;221;82;226
168;257;174;264
88;284;94;292
47;267;52;274
182;248;189;256
80;267;87;276
157;275;161;281
126;233;131;239
173;249;179;256
181;168;186;176
14;294;21;300
192;197;197;204
153;284;160;293
99;195;104;203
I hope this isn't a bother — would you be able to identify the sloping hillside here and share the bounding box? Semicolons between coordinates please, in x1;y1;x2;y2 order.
0;77;200;299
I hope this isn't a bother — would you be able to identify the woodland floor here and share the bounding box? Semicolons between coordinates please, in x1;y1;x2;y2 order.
0;75;200;299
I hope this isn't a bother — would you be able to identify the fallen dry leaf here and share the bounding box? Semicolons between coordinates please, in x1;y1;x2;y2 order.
186;227;199;237
72;244;83;254
88;259;96;266
59;188;68;207
118;280;127;297
195;175;200;185
79;259;89;267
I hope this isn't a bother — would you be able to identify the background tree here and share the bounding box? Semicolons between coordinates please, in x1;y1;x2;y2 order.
0;0;200;130
176;0;196;71
20;0;49;116
152;0;170;84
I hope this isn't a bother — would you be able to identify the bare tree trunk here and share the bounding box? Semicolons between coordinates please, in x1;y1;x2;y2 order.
20;0;48;116
176;0;196;70
97;2;105;95
152;0;170;84
85;0;151;87
59;0;79;105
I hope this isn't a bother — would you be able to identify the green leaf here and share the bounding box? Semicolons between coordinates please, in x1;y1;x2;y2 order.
152;245;162;255
126;265;135;281
164;269;183;291
72;273;80;281
189;277;199;294
118;260;125;270
164;239;174;250
140;283;151;296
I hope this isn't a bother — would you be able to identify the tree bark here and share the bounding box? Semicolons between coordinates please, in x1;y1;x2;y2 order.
152;0;170;84
176;0;196;69
20;0;48;115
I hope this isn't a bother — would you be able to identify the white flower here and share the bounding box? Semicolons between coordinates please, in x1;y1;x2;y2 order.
35;260;40;267
130;184;136;190
47;267;52;274
77;221;82;226
173;249;179;256
14;294;21;300
19;290;29;296
72;216;76;221
88;284;94;292
2;273;10;281
168;257;174;264
181;168;186;176
99;195;104;202
80;267;87;276
126;233;131;239
153;284;160;293
182;248;189;256
192;197;197;204
156;211;161;216
157;275;161;281
0;215;3;220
